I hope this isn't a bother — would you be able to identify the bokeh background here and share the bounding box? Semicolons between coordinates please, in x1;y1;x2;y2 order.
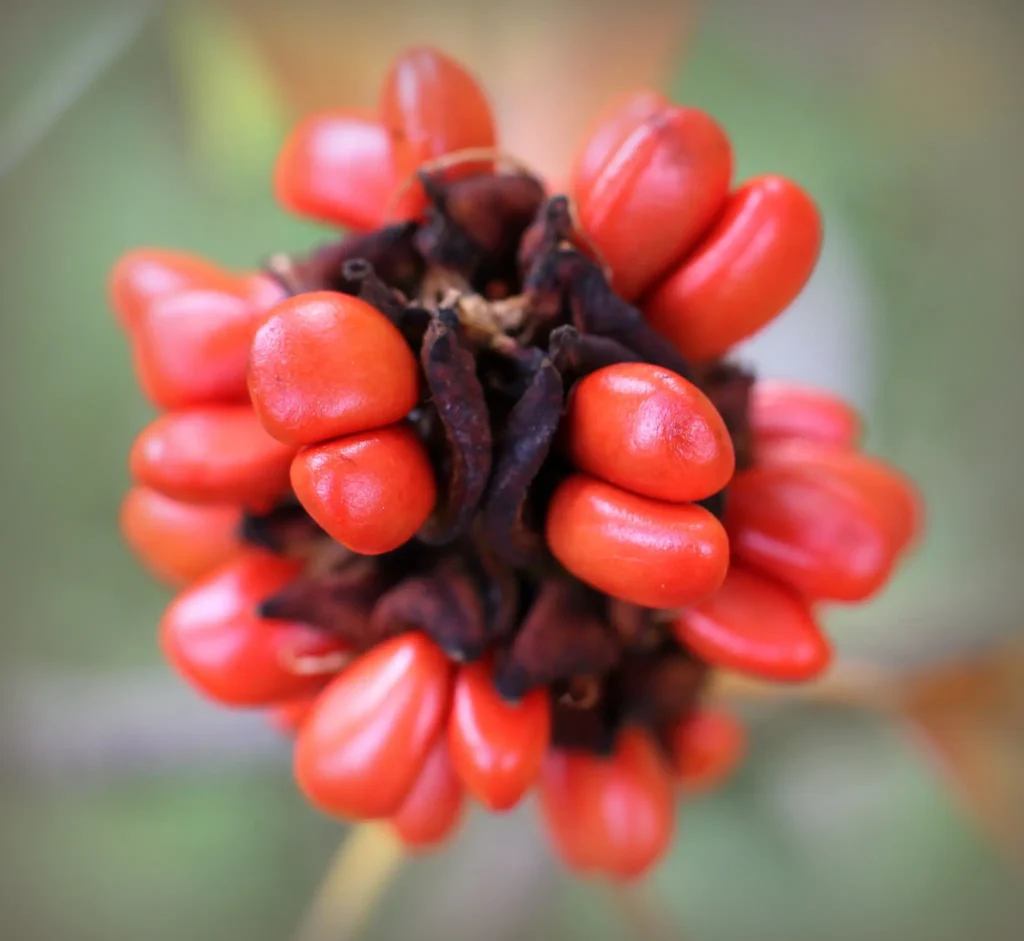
1;1;1023;939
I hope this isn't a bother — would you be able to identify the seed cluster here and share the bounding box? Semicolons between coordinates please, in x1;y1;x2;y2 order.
113;46;922;880
244;170;757;754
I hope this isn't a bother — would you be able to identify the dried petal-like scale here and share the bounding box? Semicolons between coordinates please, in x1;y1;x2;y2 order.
481;356;564;568
613;650;707;725
269;224;425;299
415;171;547;291
239;498;327;557
418;309;492;543
257;556;381;647
494;581;620;700
548;325;642;380
372;561;488;660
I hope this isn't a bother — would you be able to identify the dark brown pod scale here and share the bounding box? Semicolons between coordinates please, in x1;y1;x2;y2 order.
258;557;380;647
418;308;492;544
240;498;326;556
416;171;546;293
254;169;756;756
548;324;642;380
481;355;564;568
550;686;617;755
462;535;520;642
371;560;488;660
693;360;756;471
613;650;708;725
494;581;620;701
267;223;424;298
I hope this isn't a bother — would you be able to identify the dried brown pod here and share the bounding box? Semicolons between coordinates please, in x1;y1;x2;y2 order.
495;580;621;700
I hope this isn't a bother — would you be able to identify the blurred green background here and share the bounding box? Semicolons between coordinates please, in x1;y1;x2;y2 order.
1;1;1022;939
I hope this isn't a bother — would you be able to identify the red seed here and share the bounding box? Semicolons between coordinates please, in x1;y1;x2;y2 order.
120;487;242;587
290;424;437;555
130;406;296;510
132;288;263;409
539;728;675;880
756;441;923;556
571;89;670;200
643;175;822;361
667;708;746;793
546;474;729;609
448;659;551;811
573;105;732;300
109;248;245;330
248;291;420;447
673;565;832;681
564;363;735;502
725;464;896;602
391;736;465;850
160;552;348;707
274;109;394;231
294;633;453;819
380;47;496;180
751;380;862;450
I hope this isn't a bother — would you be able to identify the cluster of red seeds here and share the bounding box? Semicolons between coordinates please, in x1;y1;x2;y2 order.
112;47;922;880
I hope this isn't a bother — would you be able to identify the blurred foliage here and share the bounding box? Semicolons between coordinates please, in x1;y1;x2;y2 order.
0;770;341;941
1;2;1022;940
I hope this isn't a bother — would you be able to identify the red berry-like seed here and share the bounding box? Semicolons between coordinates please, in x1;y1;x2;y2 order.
248;291;420;447
672;565;832;681
726;464;897;602
129;406;296;510
391;736;465;850
294;633;453;820
160;552;349;707
643;175;822;362
109;248;245;330
573;105;732;300
290;424;437;555
751;380;862;451
120;487;242;587
539;728;675;880
132;288;262;409
667;708;746;793
380;47;496;180
274;109;394;231
448;659;551;812
564;362;735;503
756;441;923;556
571;89;670;202
546;474;729;609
